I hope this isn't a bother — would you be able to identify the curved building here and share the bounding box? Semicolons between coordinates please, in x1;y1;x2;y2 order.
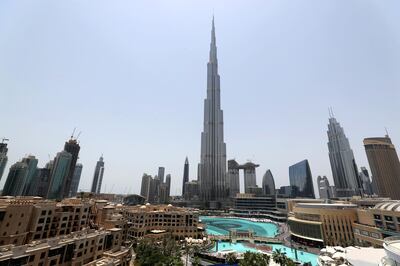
364;136;400;200
289;160;315;198
262;169;275;196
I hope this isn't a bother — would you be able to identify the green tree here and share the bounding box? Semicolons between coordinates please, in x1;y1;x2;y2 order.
272;249;288;265
239;251;269;266
192;256;201;266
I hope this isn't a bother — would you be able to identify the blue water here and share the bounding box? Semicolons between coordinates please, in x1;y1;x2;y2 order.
210;242;317;266
200;216;278;237
201;217;317;266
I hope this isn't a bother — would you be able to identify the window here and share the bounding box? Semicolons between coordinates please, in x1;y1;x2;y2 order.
29;255;35;262
41;210;46;215
385;216;393;222
40;252;46;259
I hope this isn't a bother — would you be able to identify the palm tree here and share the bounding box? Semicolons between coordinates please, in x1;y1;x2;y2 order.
225;252;237;265
239;251;269;266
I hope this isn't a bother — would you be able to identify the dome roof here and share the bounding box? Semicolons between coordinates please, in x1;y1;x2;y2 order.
374;201;400;211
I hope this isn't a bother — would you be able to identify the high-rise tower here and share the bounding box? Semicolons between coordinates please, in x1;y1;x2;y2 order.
70;163;83;197
198;17;227;208
262;169;276;196
91;156;104;194
62;138;80;197
327;114;362;197
0;140;9;181
364;135;400;200
182;157;189;196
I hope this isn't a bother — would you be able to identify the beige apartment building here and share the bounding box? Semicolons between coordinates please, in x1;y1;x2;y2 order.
0;197;92;246
122;203;203;240
288;203;358;247
0;228;130;266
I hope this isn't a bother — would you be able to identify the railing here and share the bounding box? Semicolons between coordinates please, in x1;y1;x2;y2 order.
208;234;281;243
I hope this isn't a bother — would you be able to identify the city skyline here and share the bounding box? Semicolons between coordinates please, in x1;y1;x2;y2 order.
1;1;399;196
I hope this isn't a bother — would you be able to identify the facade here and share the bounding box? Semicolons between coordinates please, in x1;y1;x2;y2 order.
288;202;358;247
198;18;228;208
227;160;240;198
0;141;8;182
34;167;52;197
364;136;400;200
327;116;362;197
70;163;83;197
278;185;298;198
62;138;81;198
47;151;72;200
289;160;315;198
91;156;105;194
182;157;189;196
123;194;146;206
122;204;203;240
2;156;38;197
262;169;275;196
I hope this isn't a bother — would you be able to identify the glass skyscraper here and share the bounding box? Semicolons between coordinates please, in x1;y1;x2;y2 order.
289;159;315;198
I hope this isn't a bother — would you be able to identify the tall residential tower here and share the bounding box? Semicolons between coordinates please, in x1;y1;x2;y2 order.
182;157;189;196
198;18;227;207
91;156;105;194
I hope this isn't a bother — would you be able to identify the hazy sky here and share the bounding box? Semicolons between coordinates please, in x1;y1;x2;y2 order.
1;0;399;196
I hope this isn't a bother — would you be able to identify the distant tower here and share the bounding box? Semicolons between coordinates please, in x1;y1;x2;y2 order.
2;156;38;196
91;156;104;194
166;174;171;198
327;114;362;197
182;157;189;196
158;167;165;183
262;170;276;196
62;138;80;198
289;160;315;198
70;163;83;197
140;174;152;201
241;162;259;194
198;17;228;208
317;176;331;199
0;140;9;181
364;136;400;200
359;167;373;196
227;160;240;198
47;151;72;200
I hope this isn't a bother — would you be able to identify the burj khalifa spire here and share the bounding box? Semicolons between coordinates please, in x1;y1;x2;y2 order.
198;17;227;208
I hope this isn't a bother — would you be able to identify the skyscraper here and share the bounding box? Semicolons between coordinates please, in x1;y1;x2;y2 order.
182;157;189;196
140;174;152;201
166;174;171;198
21;155;39;196
289;159;315;198
198;18;227;207
2;155;38;196
262;170;275;196
70;163;83;197
364;136;400;200
62;138;80;198
327;115;362;197
158;167;165;183
47;151;72;200
0;140;9;181
227;160;240;198
91;156;104;194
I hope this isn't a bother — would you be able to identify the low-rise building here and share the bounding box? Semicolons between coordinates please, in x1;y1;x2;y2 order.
0;229;130;266
122;203;203;240
353;201;400;247
288;203;358;248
